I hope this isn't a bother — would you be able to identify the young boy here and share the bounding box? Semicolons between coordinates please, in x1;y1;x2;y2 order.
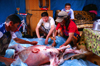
61;3;74;20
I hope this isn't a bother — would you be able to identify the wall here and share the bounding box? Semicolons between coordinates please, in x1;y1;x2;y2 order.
0;0;26;23
50;0;100;18
0;0;100;23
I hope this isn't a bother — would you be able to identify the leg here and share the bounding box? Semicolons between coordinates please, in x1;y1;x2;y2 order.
8;44;25;60
64;49;82;55
71;34;80;49
39;26;48;38
49;54;61;66
8;44;25;52
64;48;93;60
64;53;86;60
64;51;94;60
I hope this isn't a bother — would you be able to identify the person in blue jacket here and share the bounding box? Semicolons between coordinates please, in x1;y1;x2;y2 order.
0;14;37;65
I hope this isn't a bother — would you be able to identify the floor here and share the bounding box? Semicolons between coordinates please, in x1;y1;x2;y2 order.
78;44;100;66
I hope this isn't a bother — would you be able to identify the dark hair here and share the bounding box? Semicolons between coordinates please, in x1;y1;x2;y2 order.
5;14;21;24
41;12;48;17
65;3;71;7
64;15;70;29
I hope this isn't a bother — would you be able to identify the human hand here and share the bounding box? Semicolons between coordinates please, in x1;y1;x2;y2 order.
31;41;38;45
51;42;56;47
45;38;48;45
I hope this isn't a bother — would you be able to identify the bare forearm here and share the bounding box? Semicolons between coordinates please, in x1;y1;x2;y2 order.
64;33;74;45
14;38;32;44
53;31;57;42
54;31;57;39
0;56;12;63
36;28;40;38
0;56;15;65
46;27;55;38
64;37;72;45
0;56;7;62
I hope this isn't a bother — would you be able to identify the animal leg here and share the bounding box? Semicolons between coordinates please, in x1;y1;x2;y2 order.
49;55;59;66
64;53;85;60
8;44;25;52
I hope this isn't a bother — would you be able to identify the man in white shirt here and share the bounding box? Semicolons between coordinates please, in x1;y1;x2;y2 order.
0;14;37;65
61;3;74;20
36;12;55;44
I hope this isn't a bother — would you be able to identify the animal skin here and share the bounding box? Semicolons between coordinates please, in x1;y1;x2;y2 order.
8;44;85;66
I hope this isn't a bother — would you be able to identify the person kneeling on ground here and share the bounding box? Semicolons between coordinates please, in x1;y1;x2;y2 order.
52;11;80;49
36;12;56;44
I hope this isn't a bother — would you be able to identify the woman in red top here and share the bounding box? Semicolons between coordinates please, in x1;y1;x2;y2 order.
52;11;80;48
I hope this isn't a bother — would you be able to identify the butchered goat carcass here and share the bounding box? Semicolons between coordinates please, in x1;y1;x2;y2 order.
8;44;87;66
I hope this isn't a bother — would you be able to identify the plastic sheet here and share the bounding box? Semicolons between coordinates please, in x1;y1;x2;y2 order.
15;31;22;38
11;58;28;66
60;59;98;66
1;36;98;66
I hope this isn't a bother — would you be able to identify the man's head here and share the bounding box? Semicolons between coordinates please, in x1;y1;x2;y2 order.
5;14;21;31
65;3;71;10
55;11;68;24
41;12;49;22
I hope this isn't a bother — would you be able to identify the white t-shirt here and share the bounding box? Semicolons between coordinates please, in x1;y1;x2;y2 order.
61;8;74;19
37;17;55;29
0;31;17;39
10;31;17;39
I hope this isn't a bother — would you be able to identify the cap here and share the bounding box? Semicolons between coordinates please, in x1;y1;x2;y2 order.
55;11;68;22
